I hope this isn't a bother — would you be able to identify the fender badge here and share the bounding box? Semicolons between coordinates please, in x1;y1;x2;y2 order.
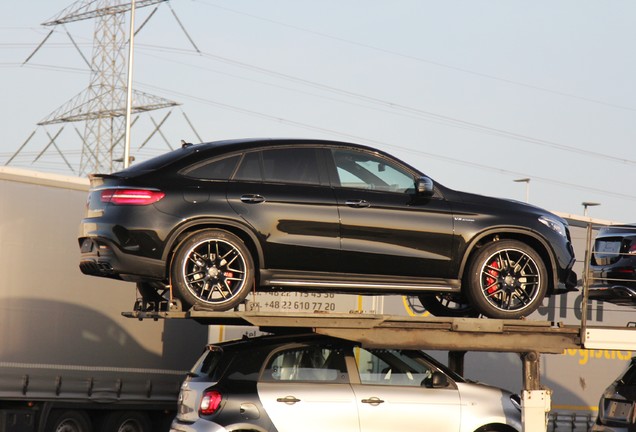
454;217;475;222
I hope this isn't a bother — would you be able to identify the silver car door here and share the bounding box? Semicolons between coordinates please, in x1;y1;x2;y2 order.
351;347;461;432
257;345;360;432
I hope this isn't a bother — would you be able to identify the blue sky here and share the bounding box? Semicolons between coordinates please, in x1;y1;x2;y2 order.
1;0;635;222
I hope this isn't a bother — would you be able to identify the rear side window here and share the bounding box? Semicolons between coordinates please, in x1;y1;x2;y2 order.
620;361;636;385
182;155;241;180
234;152;262;181
262;345;348;383
262;148;321;185
233;148;322;185
190;346;225;380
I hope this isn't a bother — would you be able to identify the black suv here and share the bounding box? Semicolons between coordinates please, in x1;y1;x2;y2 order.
593;356;636;431
589;224;636;307
78;138;576;318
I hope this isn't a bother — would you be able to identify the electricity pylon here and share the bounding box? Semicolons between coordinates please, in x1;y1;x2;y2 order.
38;0;179;175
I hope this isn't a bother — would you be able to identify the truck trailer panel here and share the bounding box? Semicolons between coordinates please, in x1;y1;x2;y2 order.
0;167;206;432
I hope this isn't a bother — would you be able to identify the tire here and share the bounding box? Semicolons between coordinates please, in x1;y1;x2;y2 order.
98;411;151;432
465;240;548;319
46;410;92;432
418;294;480;318
171;229;254;310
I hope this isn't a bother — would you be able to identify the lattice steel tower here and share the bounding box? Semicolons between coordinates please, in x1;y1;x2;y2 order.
38;0;178;176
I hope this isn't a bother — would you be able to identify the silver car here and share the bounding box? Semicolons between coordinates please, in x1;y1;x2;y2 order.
170;333;521;432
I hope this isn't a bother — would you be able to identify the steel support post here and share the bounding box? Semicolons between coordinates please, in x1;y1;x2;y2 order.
448;351;466;376
521;351;551;432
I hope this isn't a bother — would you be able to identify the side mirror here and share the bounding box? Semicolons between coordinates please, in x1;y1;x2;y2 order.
417;176;434;196
423;371;448;388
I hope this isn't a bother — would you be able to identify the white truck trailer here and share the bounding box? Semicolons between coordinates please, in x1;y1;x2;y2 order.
0;167;206;432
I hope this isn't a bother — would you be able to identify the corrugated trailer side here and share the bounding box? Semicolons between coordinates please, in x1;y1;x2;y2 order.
0;167;206;432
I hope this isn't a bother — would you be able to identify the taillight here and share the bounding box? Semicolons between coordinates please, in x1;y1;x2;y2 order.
628;243;636;254
199;390;223;415
100;189;165;205
616;267;636;274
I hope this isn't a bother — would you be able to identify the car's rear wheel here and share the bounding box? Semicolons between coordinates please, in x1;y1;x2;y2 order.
466;240;548;319
171;229;254;311
418;294;480;317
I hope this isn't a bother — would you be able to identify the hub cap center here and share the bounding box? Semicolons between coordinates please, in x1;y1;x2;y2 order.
208;266;220;278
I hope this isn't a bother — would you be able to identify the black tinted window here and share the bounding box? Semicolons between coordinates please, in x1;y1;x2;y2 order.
190;346;225;379
234;152;262;181
621;362;636;385
182;155;240;180
262;148;320;185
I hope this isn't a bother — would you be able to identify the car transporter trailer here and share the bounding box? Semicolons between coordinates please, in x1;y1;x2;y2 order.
125;302;635;432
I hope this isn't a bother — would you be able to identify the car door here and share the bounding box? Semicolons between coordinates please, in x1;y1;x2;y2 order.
330;148;454;278
227;147;341;272
351;347;461;432
257;344;360;432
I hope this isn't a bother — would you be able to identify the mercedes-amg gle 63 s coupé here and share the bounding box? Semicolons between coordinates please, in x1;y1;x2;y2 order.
79;138;576;319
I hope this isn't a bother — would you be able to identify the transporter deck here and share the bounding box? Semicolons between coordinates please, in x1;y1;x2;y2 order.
124;309;582;354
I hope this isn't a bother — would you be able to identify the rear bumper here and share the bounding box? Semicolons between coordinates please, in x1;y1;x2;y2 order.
170;420;228;432
591;266;636;288
78;236;166;282
589;285;636;307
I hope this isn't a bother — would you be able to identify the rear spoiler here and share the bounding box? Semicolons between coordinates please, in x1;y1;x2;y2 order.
88;173;122;187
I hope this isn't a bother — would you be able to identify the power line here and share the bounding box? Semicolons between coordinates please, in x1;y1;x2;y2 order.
137;81;636;203
136;43;636;166
195;0;636;114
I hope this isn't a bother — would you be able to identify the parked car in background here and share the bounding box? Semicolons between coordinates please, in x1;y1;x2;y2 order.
78;138;577;319
170;332;522;432
589;224;636;307
592;356;636;431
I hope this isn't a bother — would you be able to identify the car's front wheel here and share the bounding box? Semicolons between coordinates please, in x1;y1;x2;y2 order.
171;229;254;311
465;240;548;319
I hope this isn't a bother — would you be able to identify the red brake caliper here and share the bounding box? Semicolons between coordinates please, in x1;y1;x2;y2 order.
486;259;500;294
224;272;234;287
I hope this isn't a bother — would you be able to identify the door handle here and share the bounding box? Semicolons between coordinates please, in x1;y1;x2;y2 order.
276;396;301;404
361;397;385;405
345;199;370;208
240;194;265;204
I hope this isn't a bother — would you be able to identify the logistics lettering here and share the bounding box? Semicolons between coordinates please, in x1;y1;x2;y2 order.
564;348;633;365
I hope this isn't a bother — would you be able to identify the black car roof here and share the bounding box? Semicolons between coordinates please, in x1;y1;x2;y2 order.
189;138;387;158
212;332;350;352
114;138;405;176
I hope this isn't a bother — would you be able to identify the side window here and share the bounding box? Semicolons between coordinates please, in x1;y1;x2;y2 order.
356;348;433;387
182;154;240;180
263;345;348;383
332;149;415;193
262;148;321;185
189;346;225;381
234;151;262;181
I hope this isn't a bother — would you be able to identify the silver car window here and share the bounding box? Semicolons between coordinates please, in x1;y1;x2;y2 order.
356;347;434;387
263;345;348;383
